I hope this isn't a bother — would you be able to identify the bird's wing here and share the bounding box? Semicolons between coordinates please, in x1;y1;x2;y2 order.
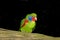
20;19;25;27
20;19;28;28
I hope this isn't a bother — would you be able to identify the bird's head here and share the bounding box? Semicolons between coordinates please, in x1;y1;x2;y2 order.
26;13;37;21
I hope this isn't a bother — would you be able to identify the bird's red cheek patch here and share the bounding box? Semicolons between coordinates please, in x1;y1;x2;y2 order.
32;17;35;21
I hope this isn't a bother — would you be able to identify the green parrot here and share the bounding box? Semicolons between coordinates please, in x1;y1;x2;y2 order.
19;13;37;33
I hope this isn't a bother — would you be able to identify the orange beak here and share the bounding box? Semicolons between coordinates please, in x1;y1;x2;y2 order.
35;17;37;21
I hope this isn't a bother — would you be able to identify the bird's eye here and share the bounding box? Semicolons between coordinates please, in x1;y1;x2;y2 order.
28;16;32;21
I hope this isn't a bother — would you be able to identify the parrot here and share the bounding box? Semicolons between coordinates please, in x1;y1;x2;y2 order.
19;13;37;33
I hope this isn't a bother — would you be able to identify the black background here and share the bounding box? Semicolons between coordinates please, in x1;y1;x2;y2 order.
0;0;60;37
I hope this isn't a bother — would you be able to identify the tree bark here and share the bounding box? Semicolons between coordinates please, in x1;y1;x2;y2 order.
0;28;60;40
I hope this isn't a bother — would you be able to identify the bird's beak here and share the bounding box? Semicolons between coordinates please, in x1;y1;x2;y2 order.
35;17;37;21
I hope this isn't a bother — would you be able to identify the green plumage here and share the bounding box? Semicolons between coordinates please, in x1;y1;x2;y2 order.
19;13;37;33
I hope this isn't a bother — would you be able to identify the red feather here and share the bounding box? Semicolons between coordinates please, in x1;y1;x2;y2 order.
32;17;35;21
22;19;28;27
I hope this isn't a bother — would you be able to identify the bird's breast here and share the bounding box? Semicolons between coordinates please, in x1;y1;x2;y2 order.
27;21;35;28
